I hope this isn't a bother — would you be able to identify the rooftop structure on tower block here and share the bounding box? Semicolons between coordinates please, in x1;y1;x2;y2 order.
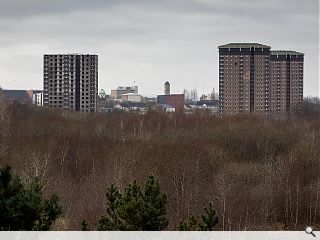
218;43;271;49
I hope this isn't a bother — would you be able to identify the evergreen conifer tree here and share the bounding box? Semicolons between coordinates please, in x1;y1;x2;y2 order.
0;165;62;230
179;202;218;231
97;176;168;230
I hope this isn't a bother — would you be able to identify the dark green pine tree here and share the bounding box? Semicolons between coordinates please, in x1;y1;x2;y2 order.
179;202;218;231
199;203;219;230
0;165;62;230
97;176;168;230
178;216;198;231
81;220;90;231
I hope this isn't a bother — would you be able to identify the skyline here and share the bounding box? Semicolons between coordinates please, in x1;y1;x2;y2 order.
0;0;319;97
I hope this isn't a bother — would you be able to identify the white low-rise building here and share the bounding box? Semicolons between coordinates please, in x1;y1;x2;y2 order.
32;92;43;106
121;93;142;103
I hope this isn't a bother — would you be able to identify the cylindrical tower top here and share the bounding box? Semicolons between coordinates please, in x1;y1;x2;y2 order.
164;81;170;95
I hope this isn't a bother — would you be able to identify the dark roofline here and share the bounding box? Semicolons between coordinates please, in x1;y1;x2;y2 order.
1;90;32;102
157;94;184;97
119;102;146;108
44;54;98;56
196;100;219;106
271;50;304;56
218;43;271;49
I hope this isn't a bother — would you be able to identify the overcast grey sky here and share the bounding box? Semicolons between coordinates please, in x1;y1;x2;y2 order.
0;0;319;97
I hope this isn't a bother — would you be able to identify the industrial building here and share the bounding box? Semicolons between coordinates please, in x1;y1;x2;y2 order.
157;94;184;111
157;81;184;111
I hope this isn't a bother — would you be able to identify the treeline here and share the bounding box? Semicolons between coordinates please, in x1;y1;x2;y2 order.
0;97;319;230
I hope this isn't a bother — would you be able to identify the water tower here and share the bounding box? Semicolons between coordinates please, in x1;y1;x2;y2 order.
99;89;106;99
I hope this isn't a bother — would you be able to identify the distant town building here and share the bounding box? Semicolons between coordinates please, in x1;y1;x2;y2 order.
1;90;32;104
218;43;303;115
200;94;216;101
121;93;142;102
195;100;219;114
43;54;98;112
195;100;219;108
97;96;115;113
164;81;170;95
157;94;184;111
142;96;157;103
157;104;175;113
157;82;184;111
32;91;43;106
99;89;106;99
111;86;138;99
114;102;146;112
184;100;219;115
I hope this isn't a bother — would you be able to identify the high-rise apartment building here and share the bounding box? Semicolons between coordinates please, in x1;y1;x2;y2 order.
43;54;98;112
270;51;304;114
218;43;271;115
218;43;303;115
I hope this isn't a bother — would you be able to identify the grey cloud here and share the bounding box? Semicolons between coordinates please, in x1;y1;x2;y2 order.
0;0;318;96
0;0;314;19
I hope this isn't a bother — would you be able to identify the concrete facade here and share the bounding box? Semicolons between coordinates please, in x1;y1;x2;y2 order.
43;54;98;112
270;51;304;114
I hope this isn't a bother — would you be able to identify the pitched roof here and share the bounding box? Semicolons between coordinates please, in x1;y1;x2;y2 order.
2;90;32;102
196;100;219;106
